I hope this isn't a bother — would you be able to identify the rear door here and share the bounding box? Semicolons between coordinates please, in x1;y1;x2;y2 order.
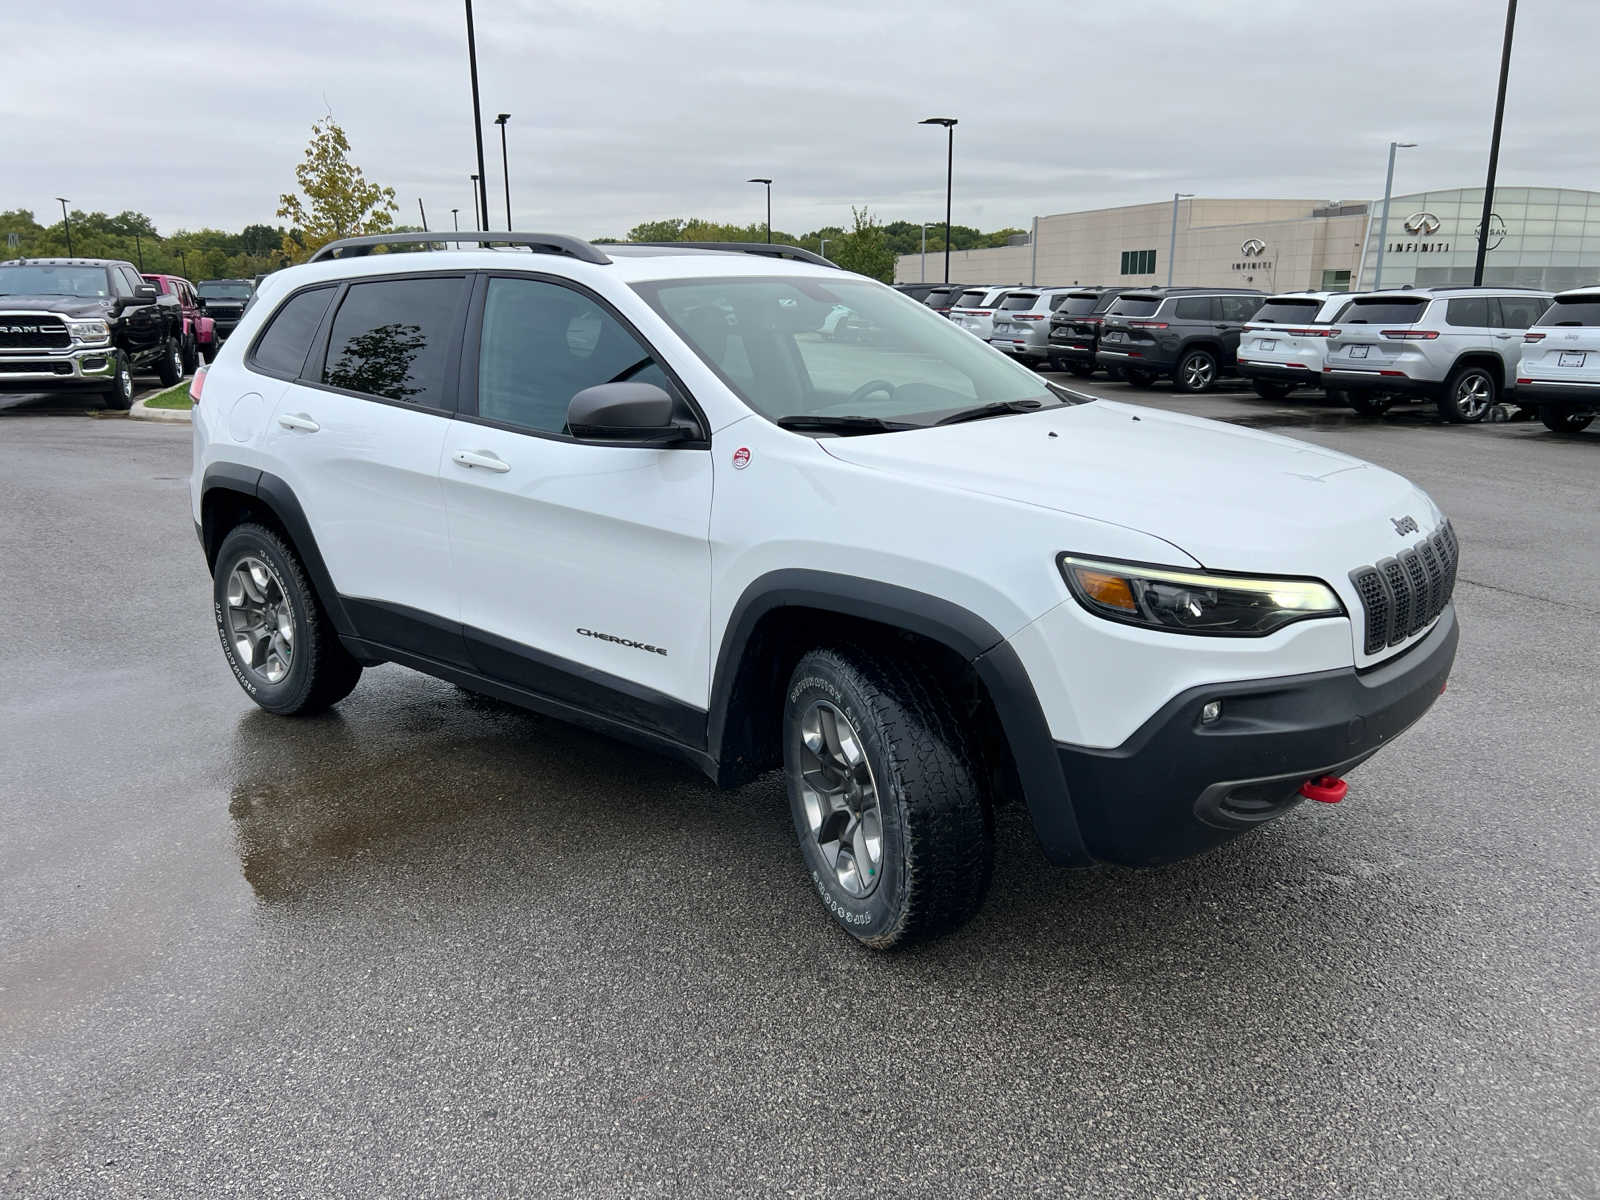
439;272;714;722
1492;294;1551;384
255;274;466;657
1217;295;1263;363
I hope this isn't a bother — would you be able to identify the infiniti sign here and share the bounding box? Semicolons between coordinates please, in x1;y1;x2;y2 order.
1402;211;1441;236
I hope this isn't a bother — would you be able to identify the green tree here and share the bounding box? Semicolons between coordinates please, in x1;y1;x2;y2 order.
830;206;894;282
277;117;398;263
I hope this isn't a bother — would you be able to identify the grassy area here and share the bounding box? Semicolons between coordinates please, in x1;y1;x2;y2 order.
143;383;193;410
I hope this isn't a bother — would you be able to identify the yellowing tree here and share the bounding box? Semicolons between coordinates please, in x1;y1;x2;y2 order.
277;118;398;263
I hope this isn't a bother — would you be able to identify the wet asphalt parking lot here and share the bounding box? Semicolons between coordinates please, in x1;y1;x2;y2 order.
2;379;1596;1198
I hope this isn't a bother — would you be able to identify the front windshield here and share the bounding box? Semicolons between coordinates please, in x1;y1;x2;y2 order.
198;282;253;300
0;264;111;298
634;275;1062;427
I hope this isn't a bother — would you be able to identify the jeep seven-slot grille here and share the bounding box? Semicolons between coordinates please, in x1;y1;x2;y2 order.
0;316;69;351
1349;522;1458;656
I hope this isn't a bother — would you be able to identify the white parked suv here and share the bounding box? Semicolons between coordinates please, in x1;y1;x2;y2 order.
191;233;1459;947
1322;286;1551;421
1515;287;1600;433
949;285;1017;343
1236;291;1348;400
988;287;1078;364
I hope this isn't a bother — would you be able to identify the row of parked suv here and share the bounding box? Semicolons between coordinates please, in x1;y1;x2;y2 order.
0;257;255;407
894;280;1598;431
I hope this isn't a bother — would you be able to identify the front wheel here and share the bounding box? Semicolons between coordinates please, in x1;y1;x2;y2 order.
1174;349;1218;393
783;647;992;948
212;523;362;715
156;337;184;387
100;351;134;410
1440;364;1497;423
1540;406;1595;433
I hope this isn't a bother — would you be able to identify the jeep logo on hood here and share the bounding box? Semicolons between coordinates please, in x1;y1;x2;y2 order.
1391;515;1420;536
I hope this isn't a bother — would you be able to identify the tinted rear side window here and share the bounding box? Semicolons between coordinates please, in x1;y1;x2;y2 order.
1496;295;1549;329
999;293;1038;311
1110;297;1162;318
322;277;466;407
1173;298;1211;320
251;287;335;377
1047;293;1077;311
1252;299;1323;324
1220;296;1263;322
1537;296;1600;326
1446;298;1491;327
1334;298;1429;325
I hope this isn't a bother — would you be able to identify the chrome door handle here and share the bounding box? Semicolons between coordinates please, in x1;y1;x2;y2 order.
452;449;511;473
277;413;319;432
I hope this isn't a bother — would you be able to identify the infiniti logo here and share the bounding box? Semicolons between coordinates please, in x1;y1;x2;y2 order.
1240;238;1266;258
1402;212;1441;236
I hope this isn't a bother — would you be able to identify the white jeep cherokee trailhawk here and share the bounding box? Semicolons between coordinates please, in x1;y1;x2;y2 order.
190;233;1460;948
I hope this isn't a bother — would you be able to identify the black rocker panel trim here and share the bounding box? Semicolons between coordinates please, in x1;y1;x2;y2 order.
709;569;1092;866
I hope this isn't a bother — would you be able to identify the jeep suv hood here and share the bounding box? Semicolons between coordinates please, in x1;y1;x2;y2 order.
816;399;1436;579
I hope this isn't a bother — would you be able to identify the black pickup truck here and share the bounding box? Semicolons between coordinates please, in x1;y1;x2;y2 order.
0;257;185;409
194;278;255;343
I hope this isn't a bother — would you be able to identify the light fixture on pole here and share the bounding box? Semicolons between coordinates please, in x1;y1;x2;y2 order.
495;113;512;230
56;197;72;256
1372;142;1417;290
1166;193;1193;286
1474;0;1518;285
463;0;490;237
919;118;957;283
747;178;772;243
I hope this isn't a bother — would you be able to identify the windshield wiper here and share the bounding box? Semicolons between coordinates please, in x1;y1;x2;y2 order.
775;414;916;436
934;398;1051;426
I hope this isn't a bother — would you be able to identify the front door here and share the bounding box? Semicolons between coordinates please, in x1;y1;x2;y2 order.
439;273;713;737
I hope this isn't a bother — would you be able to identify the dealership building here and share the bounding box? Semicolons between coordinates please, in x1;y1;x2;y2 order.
894;187;1600;295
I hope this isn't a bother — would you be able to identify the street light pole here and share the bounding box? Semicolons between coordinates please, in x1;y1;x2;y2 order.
1474;0;1518;285
819;237;829;260
470;175;481;229
920;221;931;282
463;0;490;238
919;118;957;284
451;208;460;231
1166;193;1192;286
418;198;429;232
495;113;512;230
747;178;772;243
1372;141;1417;290
133;231;143;270
56;197;72;256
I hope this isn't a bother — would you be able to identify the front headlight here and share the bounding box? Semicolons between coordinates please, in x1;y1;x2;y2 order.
1058;554;1344;637
66;319;110;343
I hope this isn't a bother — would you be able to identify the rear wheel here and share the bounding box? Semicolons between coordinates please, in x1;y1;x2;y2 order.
180;334;199;374
1540;406;1595;433
202;338;219;363
100;351;134;410
1124;369;1154;388
1252;380;1293;400
1440;364;1497;423
212;523;362;715
1348;391;1394;416
1174;349;1219;393
1067;362;1094;378
156;337;183;387
783;647;992;948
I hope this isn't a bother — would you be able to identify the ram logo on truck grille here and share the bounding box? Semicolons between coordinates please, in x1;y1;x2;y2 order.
1;324;43;334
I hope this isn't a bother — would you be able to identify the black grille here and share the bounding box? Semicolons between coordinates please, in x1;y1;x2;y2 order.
0;360;72;375
1350;521;1459;656
0;316;69;350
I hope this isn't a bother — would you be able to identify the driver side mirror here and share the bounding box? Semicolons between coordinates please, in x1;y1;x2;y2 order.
566;382;699;446
131;284;158;303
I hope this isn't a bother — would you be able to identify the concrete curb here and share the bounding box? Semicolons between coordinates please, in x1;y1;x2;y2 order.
129;395;192;424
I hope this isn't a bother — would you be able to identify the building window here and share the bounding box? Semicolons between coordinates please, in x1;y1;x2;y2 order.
1321;269;1352;290
1120;249;1157;275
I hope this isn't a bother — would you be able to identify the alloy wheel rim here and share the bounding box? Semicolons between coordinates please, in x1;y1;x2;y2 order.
224;556;294;684
1457;374;1490;418
797;701;884;898
1185;356;1214;389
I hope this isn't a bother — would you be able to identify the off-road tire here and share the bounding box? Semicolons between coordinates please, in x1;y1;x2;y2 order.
1440;363;1497;423
180;334;199;374
1348;391;1394;417
783;647;992;949
212;523;362;715
1252;380;1293;400
1539;406;1594;433
156;337;183;387
202;339;219;363
101;351;134;410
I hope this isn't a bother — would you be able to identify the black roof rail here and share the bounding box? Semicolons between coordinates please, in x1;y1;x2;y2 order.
308;231;611;265
627;241;838;268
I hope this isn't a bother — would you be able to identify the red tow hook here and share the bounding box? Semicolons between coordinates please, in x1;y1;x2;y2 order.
1300;775;1348;804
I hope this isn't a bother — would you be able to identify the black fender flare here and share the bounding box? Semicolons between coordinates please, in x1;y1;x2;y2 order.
708;569;1092;866
200;464;356;638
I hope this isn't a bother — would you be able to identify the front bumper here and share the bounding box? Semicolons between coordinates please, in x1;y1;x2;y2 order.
0;347;117;392
1054;607;1458;866
1238;359;1322;388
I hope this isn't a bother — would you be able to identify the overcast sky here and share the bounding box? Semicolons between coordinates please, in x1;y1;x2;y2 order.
6;0;1596;240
